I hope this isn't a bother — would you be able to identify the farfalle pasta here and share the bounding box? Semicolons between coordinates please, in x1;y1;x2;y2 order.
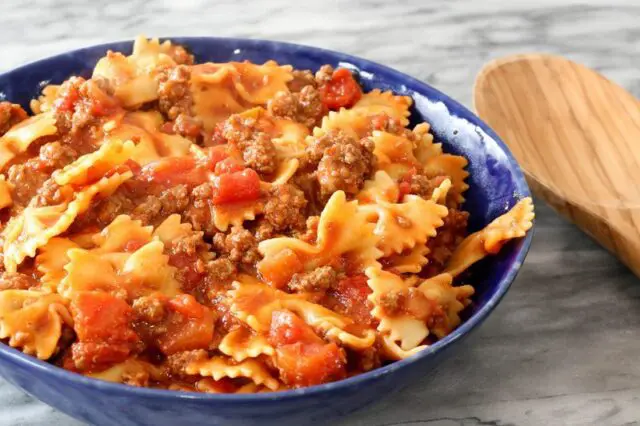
0;37;533;392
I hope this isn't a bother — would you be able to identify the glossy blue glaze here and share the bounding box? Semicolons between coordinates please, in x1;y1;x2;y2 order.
0;38;533;426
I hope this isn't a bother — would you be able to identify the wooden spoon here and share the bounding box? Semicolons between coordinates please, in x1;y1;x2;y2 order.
473;54;640;277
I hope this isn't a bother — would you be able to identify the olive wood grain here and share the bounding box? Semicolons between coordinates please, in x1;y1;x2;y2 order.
474;54;640;277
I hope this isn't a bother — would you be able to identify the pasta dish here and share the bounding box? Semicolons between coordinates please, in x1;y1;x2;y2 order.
0;37;533;392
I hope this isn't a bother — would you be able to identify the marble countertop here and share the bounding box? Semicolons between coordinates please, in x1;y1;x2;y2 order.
1;0;639;425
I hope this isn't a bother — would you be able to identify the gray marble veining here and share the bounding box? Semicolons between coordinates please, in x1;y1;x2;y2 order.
0;0;639;425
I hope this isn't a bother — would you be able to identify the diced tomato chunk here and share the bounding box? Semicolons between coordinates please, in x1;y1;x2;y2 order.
207;145;230;171
71;292;138;342
269;310;346;387
319;68;362;110
157;294;215;355
214;157;245;175
275;342;346;388
70;292;140;371
123;239;147;253
211;169;261;205
257;249;304;289
327;275;375;327
167;251;205;292
269;310;323;347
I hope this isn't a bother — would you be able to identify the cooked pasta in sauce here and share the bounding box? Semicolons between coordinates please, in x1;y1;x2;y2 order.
0;36;534;392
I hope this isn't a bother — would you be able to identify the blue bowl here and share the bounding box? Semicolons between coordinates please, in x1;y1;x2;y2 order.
0;37;533;426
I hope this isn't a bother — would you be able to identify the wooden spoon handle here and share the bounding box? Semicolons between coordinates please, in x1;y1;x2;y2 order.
474;54;640;277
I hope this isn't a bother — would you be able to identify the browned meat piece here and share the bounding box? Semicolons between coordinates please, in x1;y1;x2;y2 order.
288;70;317;92
315;65;334;85
253;218;276;242
263;183;307;232
53;77;120;136
377;290;404;316
166;44;195;66
206;257;237;283
316;134;376;199
423;208;469;277
302;129;354;168
157;65;193;120
38;141;78;170
164;349;208;378
267;86;325;129
0;272;37;290
184;182;215;235
132;185;190;227
0;102;27;136
212;226;260;266
288;266;338;293
222;114;277;176
6;161;49;209
132;295;166;323
171;113;203;142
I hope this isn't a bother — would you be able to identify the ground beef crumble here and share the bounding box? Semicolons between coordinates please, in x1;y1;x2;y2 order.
212;226;261;266
267;85;325;129
315;132;376;199
288;266;338;293
222;114;277;175
423;208;469;277
0;102;27;136
263;183;307;232
157;65;193;121
0;272;37;290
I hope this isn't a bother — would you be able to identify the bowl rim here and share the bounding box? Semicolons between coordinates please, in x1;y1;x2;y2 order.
0;36;534;403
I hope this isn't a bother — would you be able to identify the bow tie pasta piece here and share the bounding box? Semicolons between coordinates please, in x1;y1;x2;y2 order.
351;89;412;127
0;112;57;169
272;117;310;160
228;277;375;350
0;175;13;210
2;171;132;272
93;36;178;107
258;191;382;287
417;273;474;339
110;111;192;162
413;122;442;165
286;297;376;350
152;214;195;244
88;358;164;384
218;327;275;362
359;194;448;257
430;178;452;205
380;334;426;360
356;170;400;204
382;244;430;274
54;138;136;186
445;197;534;277
235;382;278;393
185;357;280;391
314;109;373;140
35;238;79;291
91;215;154;253
365;267;429;351
211;199;265;233
0;290;72;360
314;90;411;141
191;61;293;131
60;240;180;299
371;131;420;180
228;277;286;333
30;84;60;114
422;154;469;208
